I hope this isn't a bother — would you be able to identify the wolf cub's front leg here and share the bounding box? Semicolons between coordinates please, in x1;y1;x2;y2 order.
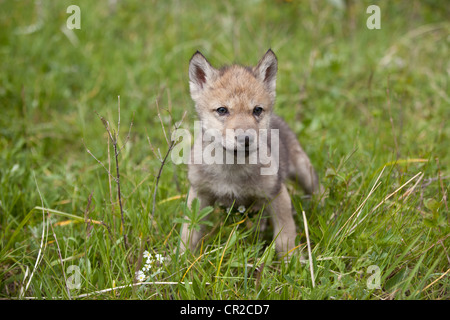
267;183;297;259
179;187;211;253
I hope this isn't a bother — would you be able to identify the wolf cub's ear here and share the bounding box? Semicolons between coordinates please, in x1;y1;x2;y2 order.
254;49;278;96
189;51;218;99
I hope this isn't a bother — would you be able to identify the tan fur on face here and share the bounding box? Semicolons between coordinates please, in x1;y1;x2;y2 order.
195;65;272;150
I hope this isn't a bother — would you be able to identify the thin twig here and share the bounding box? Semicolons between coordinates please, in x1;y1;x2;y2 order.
112;126;127;248
155;99;170;146
151;142;175;218
150;111;187;218
117;95;120;138
146;133;162;162
19;281;211;300
86;98;134;248
119;112;134;154
95;111;115;143
82;139;118;183
421;175;450;188
84;192;94;239
107;133;115;230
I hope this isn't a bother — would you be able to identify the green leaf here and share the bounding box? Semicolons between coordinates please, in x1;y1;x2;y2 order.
385;267;409;292
192;276;202;299
191;198;200;216
174;217;191;225
424;198;440;213
284;275;302;292
423;218;436;228
257;241;276;268
227;230;238;248
199;220;214;227
198;206;214;220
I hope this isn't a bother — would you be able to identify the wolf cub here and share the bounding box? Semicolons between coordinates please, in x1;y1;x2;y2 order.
180;49;322;258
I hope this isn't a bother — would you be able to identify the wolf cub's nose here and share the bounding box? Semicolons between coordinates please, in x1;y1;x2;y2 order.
236;134;255;148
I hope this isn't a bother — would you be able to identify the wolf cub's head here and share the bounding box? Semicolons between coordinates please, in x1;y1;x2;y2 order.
188;50;277;153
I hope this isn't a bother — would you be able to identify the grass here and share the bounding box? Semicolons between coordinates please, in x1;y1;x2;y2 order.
0;0;449;300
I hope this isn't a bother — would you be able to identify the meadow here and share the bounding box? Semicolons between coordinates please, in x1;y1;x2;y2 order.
0;0;448;300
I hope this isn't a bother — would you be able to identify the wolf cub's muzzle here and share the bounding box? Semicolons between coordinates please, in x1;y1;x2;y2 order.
236;132;256;151
223;129;258;153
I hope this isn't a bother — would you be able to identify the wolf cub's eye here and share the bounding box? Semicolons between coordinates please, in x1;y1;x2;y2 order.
216;107;229;115
253;106;263;116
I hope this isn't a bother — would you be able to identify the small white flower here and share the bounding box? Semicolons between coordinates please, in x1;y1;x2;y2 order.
155;254;165;263
146;257;154;265
143;250;152;259
137;273;145;282
136;270;144;276
135;270;145;281
238;205;246;213
144;263;151;270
